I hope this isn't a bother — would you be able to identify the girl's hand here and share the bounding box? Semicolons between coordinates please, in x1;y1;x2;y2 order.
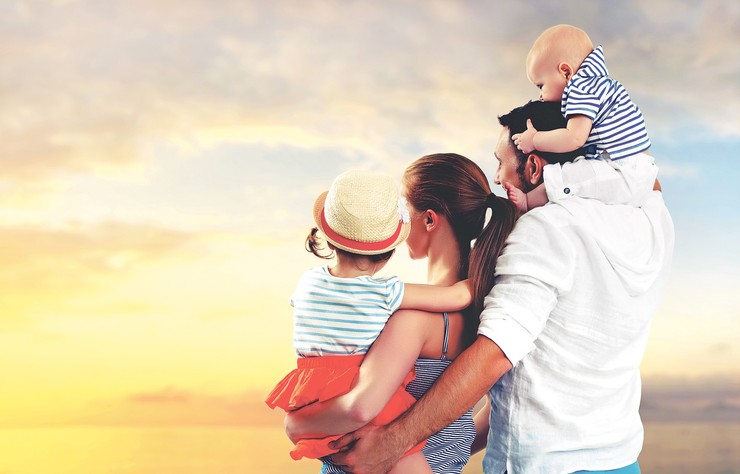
511;119;538;154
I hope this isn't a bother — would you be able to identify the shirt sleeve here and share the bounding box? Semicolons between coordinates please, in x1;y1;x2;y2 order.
563;80;601;121
290;271;308;307
385;277;405;313
477;210;577;366
544;154;659;206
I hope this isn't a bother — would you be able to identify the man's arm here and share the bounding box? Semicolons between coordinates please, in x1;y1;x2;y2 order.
330;335;511;474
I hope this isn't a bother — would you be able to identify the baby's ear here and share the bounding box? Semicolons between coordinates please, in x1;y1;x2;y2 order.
558;62;573;79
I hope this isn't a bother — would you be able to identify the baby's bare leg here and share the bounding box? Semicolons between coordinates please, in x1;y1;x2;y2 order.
388;451;432;474
525;183;549;210
504;182;529;213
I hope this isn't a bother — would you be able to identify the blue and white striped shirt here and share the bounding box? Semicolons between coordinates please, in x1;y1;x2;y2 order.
290;266;405;357
562;46;651;160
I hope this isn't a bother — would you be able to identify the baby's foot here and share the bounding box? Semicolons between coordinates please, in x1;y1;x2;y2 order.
504;183;529;213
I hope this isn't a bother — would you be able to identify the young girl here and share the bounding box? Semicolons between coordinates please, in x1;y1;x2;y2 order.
265;169;471;473
284;154;520;473
508;24;659;212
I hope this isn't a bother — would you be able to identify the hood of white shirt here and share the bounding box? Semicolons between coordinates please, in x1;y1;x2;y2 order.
559;194;672;297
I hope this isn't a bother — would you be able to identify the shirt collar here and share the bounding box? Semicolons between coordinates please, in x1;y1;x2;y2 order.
574;45;608;78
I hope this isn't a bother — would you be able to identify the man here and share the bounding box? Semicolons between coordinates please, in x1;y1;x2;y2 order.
330;101;674;473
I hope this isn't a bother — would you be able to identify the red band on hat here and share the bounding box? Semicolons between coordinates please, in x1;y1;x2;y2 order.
320;209;402;252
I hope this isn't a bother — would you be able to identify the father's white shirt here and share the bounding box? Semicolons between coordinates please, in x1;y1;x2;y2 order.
478;191;674;474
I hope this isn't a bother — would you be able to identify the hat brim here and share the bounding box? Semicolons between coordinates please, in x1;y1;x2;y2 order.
313;190;410;256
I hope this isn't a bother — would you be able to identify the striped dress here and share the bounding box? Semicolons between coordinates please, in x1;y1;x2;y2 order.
562;46;651;160
406;312;475;473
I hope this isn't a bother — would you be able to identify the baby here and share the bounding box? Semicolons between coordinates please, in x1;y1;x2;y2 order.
507;24;659;212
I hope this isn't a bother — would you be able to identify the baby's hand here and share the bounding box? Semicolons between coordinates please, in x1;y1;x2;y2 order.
511;119;538;154
504;182;528;213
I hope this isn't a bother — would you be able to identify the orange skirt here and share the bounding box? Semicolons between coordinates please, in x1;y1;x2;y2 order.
265;354;424;460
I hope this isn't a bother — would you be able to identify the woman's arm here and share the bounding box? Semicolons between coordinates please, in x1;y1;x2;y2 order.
400;280;471;312
284;309;430;441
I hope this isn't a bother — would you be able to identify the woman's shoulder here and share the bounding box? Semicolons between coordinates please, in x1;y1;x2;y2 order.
385;309;438;334
391;309;466;323
387;309;466;357
388;308;447;322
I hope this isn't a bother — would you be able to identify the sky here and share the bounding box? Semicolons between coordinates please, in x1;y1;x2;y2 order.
1;0;739;432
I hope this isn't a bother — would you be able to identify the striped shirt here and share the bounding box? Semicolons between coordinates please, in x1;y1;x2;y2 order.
562;46;651;160
290;266;404;357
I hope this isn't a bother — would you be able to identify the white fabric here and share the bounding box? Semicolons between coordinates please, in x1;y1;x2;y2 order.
478;191;674;474
543;152;658;206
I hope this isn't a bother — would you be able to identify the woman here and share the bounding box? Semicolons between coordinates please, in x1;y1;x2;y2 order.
285;153;518;473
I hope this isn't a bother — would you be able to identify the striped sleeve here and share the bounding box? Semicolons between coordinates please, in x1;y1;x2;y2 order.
563;80;601;121
385;277;405;313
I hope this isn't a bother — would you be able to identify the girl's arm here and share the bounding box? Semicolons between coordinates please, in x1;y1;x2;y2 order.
514;116;592;154
400;280;471;312
284;309;430;441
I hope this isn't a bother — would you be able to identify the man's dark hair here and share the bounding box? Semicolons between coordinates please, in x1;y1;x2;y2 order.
498;101;585;166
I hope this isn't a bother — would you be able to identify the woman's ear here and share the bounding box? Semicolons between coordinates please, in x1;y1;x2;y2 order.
424;209;439;231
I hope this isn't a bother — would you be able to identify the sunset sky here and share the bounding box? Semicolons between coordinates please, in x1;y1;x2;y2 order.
1;0;739;434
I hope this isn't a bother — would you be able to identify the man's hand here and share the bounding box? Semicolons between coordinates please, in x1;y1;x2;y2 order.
512;119;538;154
329;424;406;474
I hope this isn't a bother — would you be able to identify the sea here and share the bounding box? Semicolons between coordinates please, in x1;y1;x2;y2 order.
0;423;737;473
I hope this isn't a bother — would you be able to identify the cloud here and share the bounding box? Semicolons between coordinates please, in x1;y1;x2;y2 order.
2;0;736;214
657;162;700;179
0;222;194;323
75;389;282;427
641;374;740;422
128;386;191;404
591;0;740;139
31;376;740;427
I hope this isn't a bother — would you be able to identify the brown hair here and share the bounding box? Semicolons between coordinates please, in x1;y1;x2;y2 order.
403;153;519;346
305;227;394;267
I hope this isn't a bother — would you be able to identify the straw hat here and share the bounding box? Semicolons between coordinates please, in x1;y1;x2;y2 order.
313;169;411;255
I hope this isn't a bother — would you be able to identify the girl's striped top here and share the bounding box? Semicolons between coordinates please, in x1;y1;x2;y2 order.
562;46;651;160
290;266;404;357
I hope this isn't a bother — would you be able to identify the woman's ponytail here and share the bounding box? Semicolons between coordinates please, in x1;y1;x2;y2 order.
464;195;519;346
403;153;519;348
